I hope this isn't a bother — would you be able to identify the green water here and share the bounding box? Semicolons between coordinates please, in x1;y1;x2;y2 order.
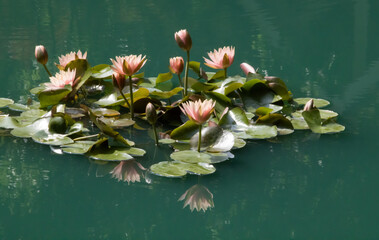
0;0;378;239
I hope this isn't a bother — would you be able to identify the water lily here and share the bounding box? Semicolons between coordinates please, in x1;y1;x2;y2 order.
169;56;184;75
35;45;48;65
174;29;192;96
180;99;215;125
35;45;52;76
57;50;87;69
240;62;256;75
180;99;216;152
178;184;214;212
110;160;146;184
203;46;235;77
110;54;147;119
110;54;146;76
44;69;76;90
174;29;192;51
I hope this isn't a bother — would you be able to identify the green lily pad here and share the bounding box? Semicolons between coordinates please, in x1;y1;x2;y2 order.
99;117;135;128
159;139;176;144
319;122;345;133
180;162;216;175
190;126;223;150
149;87;183;99
207;152;232;163
149;161;188;177
11;117;50;138
170;150;211;164
0;116;21;129
0;98;14;108
61;141;96;155
8;103;30;112
20;109;47;119
32;130;74;146
170;120;199;140
38;86;72;108
233;138;246;149
290;118;309;130
88;147;135;161
235;125;278;139
155;72;173;84
292;109;338;120
92;108;120;117
294;98;330;108
91;64;113;79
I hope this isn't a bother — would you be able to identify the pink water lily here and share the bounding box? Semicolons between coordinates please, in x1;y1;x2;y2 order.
44;69;76;90
110;54;147;76
57;50;87;69
203;46;235;69
169;56;184;75
178;184;214;212
110;160;146;184
180;99;215;125
175;29;192;51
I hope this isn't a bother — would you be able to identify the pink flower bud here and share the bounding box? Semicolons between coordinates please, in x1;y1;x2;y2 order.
169;57;184;75
35;45;48;65
303;99;315;111
175;29;192;51
240;62;256;75
112;73;126;90
145;102;157;124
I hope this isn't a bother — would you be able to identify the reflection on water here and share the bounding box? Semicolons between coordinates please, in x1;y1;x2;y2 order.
0;0;379;239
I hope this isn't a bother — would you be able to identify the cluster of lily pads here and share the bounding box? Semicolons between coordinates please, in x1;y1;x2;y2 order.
0;29;345;180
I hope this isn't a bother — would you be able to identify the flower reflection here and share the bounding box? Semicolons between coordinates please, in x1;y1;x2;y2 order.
110;160;146;184
178;184;214;212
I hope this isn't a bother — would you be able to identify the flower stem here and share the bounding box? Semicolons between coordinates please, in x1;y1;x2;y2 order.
224;67;227;79
184;50;190;96
178;74;184;98
118;88;131;109
129;75;134;119
197;124;202;152
43;64;52;77
152;124;159;145
73;134;99;141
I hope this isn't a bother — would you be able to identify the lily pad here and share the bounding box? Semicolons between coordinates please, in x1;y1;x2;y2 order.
88;147;134;161
170;150;211;164
0;98;14;108
180;162;216;175
99;116;135;128
235;125;278;139
32;130;74;146
8;103;30;112
61;141;96;155
149;161;188;177
92;108;120;117
294;98;330;108
11;117;50;138
0;116;21;129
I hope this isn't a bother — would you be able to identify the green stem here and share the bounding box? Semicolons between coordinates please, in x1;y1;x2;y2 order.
152;124;159;145
224;67;227;79
178;74;184;98
118;88;131;109
184;50;190;96
73;134;99;141
43;64;52;77
197;124;202;152
129;75;134;119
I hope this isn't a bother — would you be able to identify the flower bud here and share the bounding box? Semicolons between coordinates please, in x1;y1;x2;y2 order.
175;29;192;51
240;62;256;75
146;102;157;124
112;73;126;90
303;99;315;111
35;45;48;65
169;57;184;75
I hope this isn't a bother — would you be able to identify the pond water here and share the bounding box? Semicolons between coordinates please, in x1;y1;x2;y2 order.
0;0;378;239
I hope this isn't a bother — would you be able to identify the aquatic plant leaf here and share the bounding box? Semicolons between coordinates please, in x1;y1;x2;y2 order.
302;109;322;132
219;107;249;127
32;130;74;146
180;162;216;175
88;147;134;161
0;116;21;129
149;87;183;99
319;123;345;133
159;139;176;144
191;81;217;92
189;61;201;75
207;152;232;163
203;91;232;114
67;122;88;136
170;120;199;140
150;161;188;177
256;113;294;129
92;108;120;117
94;93;123;106
91;64;113;79
255;107;273;116
99;116;135;128
290;118;309;130
0;98;14;108
155;72;173;84
170;150;211;164
38;86;72;108
209;70;226;80
292;109;338;120
235;125;277;139
294;98;330;108
233;138;246;149
207;131;235;152
8;103;29;112
170;141;192;151
61;141;96;155
20;109;47;119
10;117;50;138
190;126;223;150
30;85;45;94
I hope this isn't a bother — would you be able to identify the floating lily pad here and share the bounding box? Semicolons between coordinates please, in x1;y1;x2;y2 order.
32;130;74;146
0;116;21;129
292;109;338;120
11;117;50;138
92;108;120;117
149;161;188;177
170;150;211;164
233;138;246;149
8;103;30;112
0;98;14;108
290;117;309;130
235;125;278;139
319;123;345;133
181;162;216;175
294;98;330;108
207;152;232;164
91;64;113;79
99;117;135;128
159;139;176;144
150;87;183;99
88;147;134;161
61;141;96;155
